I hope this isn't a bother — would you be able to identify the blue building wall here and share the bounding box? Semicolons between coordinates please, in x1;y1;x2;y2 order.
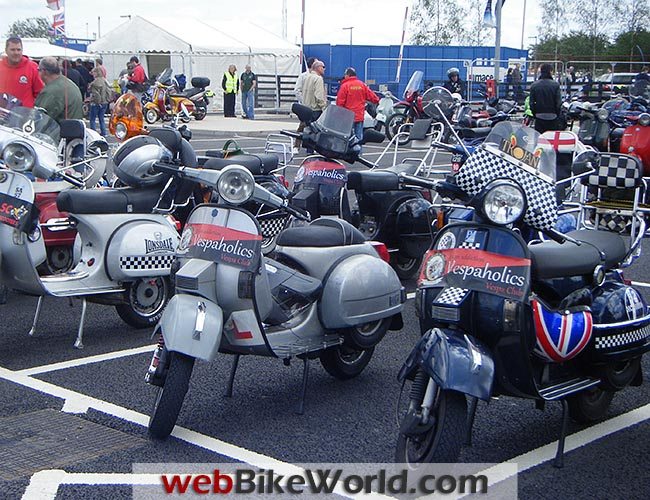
304;44;528;97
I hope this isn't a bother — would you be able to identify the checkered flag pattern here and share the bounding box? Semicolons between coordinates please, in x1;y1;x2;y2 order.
456;146;557;231
259;215;289;238
595;324;650;350
120;255;174;270
597;213;631;233
434;287;469;306
458;241;481;249
584;153;642;189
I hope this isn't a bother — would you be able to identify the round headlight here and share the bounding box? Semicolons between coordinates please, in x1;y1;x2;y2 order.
482;182;526;225
597;108;609;122
217;165;255;205
639;113;650;127
115;122;128;141
2;143;35;172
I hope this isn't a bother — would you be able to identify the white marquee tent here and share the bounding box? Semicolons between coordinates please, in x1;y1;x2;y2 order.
20;38;91;60
87;16;301;110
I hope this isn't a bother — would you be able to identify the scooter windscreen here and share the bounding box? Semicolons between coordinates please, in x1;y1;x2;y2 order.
0;106;60;146
421;86;455;121
403;70;424;99
309;105;356;157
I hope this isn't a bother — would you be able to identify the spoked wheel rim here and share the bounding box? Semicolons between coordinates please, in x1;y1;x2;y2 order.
129;278;168;318
145;109;158;124
355;319;384;338
337;345;366;365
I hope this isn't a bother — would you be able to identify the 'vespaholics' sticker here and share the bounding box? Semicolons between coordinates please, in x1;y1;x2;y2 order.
0;192;38;233
421;248;531;301
182;222;262;271
295;160;347;187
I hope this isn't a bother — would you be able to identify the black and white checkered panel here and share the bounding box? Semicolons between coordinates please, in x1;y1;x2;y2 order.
456;147;557;231
584;153;642;189
120;255;175;271
434;287;469;306
595;324;650;350
458;241;481;250
259;216;289;238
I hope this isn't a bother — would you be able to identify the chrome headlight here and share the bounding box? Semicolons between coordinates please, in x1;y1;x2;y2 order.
2;142;35;172
217;165;255;205
597;108;609;122
115;122;128;141
482;182;526;225
639;113;650;127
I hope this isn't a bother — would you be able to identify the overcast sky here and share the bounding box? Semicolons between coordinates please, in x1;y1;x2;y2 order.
0;0;542;50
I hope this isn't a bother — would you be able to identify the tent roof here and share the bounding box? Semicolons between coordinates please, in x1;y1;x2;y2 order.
20;38;91;59
87;16;299;56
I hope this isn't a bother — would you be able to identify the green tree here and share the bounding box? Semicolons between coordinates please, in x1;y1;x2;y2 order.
461;0;491;46
409;0;467;45
6;17;53;41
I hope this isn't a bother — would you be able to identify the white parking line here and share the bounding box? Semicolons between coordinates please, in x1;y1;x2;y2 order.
631;281;650;289
16;345;156;377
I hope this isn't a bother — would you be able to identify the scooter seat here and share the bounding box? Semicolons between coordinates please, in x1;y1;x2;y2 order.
385;163;420;175
529;230;626;280
347;171;399;193
276;218;365;247
202;154;279;175
457;127;492;139
56;185;163;214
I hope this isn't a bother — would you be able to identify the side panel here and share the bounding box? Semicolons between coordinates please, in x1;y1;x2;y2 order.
159;294;223;362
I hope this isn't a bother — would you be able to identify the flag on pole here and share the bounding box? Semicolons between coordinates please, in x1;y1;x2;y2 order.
46;0;64;10
52;11;66;37
395;6;408;83
483;0;505;28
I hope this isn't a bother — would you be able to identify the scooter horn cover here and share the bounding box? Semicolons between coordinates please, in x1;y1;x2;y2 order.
532;298;593;362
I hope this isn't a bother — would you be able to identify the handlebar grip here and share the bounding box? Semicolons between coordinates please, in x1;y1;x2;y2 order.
59;172;84;188
285;204;311;221
544;229;568;244
280;130;301;139
152;162;182;175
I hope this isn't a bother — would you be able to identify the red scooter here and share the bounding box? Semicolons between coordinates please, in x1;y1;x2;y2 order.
385;71;427;144
620;112;650;175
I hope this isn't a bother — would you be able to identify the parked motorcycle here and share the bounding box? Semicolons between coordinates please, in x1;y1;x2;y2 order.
385;71;428;144
144;162;405;439
283;104;433;279
0;113;198;347
179;77;211;121
143;68;196;125
394;121;649;466
620;112;650;175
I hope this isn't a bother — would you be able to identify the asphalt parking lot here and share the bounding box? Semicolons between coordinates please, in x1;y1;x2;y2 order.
0;127;649;499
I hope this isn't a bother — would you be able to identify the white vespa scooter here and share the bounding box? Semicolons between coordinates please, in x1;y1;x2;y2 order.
0;112;191;348
144;162;405;439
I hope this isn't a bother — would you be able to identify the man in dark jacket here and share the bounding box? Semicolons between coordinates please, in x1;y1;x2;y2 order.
442;67;466;99
529;63;562;133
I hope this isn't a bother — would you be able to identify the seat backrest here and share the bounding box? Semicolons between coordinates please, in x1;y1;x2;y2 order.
60;119;86;141
408;118;433;141
582;153;643;190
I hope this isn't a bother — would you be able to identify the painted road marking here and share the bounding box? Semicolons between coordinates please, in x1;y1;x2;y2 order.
631;281;650;289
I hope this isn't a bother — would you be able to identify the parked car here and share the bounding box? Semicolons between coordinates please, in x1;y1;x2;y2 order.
589;73;636;99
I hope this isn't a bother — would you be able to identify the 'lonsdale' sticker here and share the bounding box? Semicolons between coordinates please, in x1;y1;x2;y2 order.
421;248;531;301
0;192;38;233
181;222;262;271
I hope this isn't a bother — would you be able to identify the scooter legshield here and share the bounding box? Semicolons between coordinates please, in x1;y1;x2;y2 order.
398;328;494;401
158;294;223;362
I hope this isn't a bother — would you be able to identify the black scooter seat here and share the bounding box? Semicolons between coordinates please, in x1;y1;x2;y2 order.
530;230;626;280
56;185;163;214
385;163;420;175
202;154;278;175
178;88;203;98
457;127;491;139
277;218;365;247
347;170;399;193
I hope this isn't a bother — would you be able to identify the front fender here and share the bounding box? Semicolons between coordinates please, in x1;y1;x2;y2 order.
398;328;494;401
157;294;223;362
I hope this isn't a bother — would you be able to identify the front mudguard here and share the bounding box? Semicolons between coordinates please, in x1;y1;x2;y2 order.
398;328;494;401
156;294;223;362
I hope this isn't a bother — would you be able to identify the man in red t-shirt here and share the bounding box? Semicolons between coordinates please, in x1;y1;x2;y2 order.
0;36;44;107
335;67;379;144
127;55;148;99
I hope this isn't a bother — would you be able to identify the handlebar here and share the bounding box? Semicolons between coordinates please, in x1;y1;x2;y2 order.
284;203;311;221
543;228;582;246
59;172;85;188
280;130;301;139
152;162;182;175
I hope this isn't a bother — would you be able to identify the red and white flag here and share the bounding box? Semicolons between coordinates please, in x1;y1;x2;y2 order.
46;0;64;11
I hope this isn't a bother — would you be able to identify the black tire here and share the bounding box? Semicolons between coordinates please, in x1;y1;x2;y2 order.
194;105;207;121
148;351;195;439
144;108;159;124
386;112;410;145
343;318;391;349
396;386;467;464
391;253;423;280
320;345;374;380
115;277;170;329
567;388;615;423
600;358;641;391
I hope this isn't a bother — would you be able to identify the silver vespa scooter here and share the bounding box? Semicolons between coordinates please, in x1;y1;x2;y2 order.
144;163;405;439
0;116;191;348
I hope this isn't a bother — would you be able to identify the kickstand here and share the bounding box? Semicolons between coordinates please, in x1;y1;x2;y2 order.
224;354;240;398
73;298;88;349
465;396;478;446
553;399;570;468
296;357;310;416
28;296;44;336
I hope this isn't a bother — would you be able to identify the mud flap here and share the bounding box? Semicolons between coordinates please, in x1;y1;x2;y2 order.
398;328;494;401
159;294;223;362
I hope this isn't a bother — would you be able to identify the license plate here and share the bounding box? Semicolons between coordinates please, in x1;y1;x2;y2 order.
451;153;463;163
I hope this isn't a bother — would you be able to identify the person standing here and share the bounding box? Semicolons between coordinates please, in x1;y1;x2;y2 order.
302;60;327;118
335;67;379;143
529;63;562;134
512;63;523;102
0;35;43;107
294;56;315;104
222;64;238;117
74;58;92;97
95;58;107;78
240;65;256;120
442;67;466;99
88;66;112;136
35;56;83;123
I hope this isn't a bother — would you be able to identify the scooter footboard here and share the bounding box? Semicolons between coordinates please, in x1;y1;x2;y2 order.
158;294;223;362
398;328;494;401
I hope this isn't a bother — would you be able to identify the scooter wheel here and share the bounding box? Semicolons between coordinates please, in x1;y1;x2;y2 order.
115;277;170;329
148;351;195;439
391;253;423;280
386;112;410;145
194;106;207;121
343;318;391;349
144;108;159;124
319;345;374;380
567;388;615;423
